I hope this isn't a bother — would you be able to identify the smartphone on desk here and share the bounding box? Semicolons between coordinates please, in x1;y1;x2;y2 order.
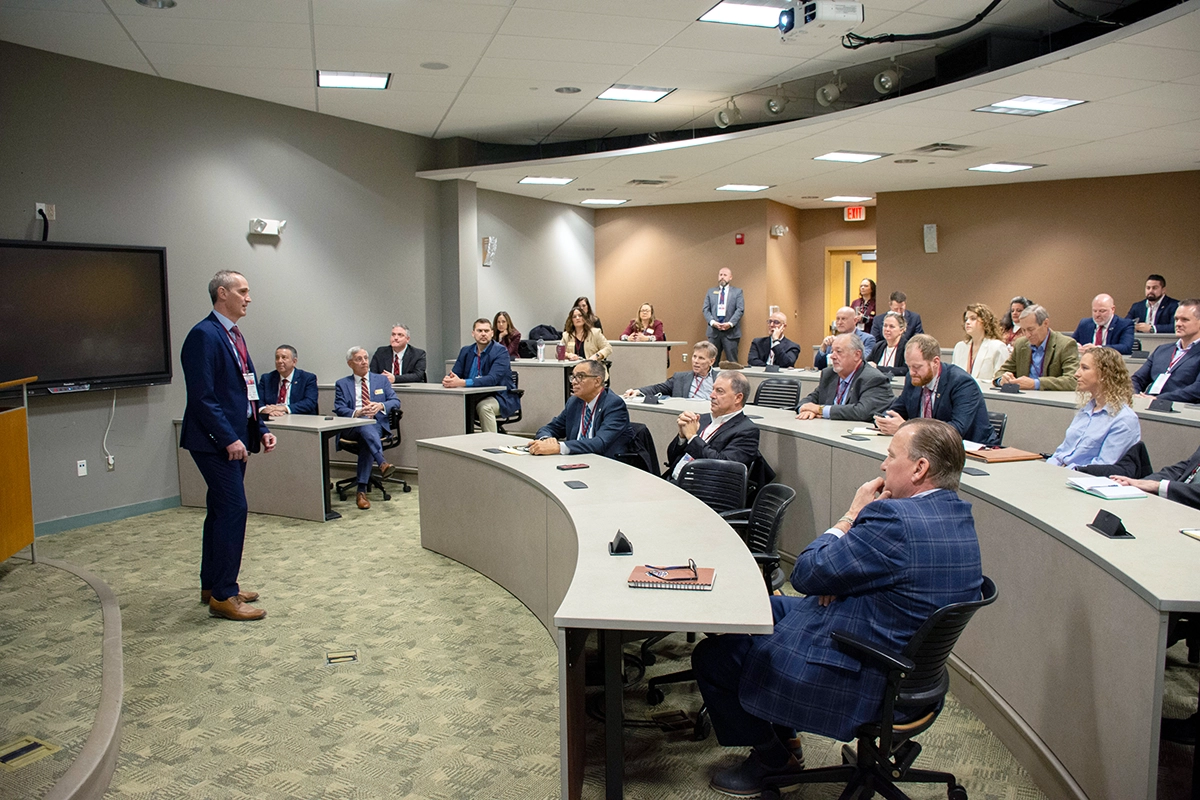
557;463;589;471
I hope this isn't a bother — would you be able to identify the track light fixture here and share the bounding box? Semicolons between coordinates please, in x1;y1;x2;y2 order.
873;58;907;95
816;72;845;108
714;99;743;128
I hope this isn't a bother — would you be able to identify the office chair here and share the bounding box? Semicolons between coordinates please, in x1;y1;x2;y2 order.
334;406;410;501
645;482;797;737
760;576;999;800
614;422;658;474
752;378;800;410
494;371;524;433
1074;441;1152;479
987;411;1007;447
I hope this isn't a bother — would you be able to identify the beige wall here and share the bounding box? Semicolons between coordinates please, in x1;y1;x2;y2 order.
876;171;1200;345
596;200;876;374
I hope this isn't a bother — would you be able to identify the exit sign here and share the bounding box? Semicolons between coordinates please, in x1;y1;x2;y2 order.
844;205;866;222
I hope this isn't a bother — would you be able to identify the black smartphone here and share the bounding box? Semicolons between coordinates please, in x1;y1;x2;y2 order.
564;480;588;489
842;434;870;441
962;467;989;476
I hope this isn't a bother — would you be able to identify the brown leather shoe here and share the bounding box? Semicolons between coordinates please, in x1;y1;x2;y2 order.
378;462;396;479
208;596;266;621
356;491;371;509
200;589;259;605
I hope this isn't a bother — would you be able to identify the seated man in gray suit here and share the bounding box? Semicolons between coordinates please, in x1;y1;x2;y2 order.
624;341;719;400
815;306;876;370
796;334;892;422
664;371;760;480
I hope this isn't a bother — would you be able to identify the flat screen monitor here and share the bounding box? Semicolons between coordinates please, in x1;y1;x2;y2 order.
0;239;172;395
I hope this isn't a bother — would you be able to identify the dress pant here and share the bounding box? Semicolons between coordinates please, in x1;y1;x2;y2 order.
476;396;500;432
342;423;385;485
709;330;740;362
190;449;248;602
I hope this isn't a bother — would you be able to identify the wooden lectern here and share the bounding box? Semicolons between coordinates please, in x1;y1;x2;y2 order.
1;376;36;563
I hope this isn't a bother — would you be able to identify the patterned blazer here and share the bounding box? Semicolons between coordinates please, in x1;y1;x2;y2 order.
737;489;983;742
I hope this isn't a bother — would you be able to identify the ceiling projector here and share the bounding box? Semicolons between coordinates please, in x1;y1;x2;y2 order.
779;1;864;41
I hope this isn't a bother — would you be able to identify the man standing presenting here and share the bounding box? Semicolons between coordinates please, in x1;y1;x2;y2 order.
994;304;1079;391
624;341;718;400
257;344;318;418
443;318;518;432
1127;274;1178;334
334;347;400;510
691;419;982;795
815;307;875;370
747;311;800;368
796;334;891;422
530;359;632;458
180;270;276;622
664;371;760;479
704;268;744;362
370;324;427;384
1072;294;1134;355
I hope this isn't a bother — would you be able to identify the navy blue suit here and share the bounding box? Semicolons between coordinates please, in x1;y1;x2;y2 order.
887;363;995;445
258;368;318;415
1071;316;1135;355
334;373;401;486
1131;341;1200;402
747;336;800;369
451;341;519;417
1126;295;1178;333
694;489;982;744
536;388;632;458
871;309;923;341
180;311;268;603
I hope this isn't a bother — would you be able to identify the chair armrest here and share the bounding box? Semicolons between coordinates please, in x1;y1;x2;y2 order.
831;630;915;672
719;508;751;523
752;551;779;564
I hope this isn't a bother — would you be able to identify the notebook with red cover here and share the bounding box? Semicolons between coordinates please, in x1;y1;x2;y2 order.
627;565;716;591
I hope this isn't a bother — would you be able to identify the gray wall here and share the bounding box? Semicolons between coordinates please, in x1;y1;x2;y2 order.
477;190;595;338
0;42;442;527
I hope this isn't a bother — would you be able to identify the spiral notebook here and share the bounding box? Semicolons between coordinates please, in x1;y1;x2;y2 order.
627;565;716;591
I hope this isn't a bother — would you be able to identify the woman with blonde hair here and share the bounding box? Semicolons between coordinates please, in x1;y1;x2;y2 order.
1047;347;1140;468
561;307;612;363
952;303;1009;383
621;302;665;341
867;310;908;377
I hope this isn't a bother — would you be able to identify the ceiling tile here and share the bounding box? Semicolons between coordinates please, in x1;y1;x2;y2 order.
484;34;656;66
312;0;510;33
1121;7;1200;52
121;16;311;49
314;25;492;57
496;6;688;45
141;42;312;70
116;0;311;24
1044;42;1200;82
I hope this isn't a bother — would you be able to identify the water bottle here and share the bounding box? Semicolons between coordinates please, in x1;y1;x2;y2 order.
537;339;545;362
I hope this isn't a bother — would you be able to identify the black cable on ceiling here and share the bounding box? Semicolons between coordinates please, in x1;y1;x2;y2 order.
1051;0;1122;26
842;0;1005;49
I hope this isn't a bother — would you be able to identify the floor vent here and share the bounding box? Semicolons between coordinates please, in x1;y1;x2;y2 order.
325;649;359;666
0;737;61;771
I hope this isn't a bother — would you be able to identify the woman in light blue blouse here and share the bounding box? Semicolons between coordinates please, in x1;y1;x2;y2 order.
1048;347;1140;468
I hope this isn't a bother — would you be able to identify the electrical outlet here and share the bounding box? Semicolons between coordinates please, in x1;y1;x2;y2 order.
35;203;56;221
106;455;115;472
77;459;87;477
682;353;689;362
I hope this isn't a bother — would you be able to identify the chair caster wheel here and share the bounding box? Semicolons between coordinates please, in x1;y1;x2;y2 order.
646;687;664;706
402;484;411;493
336;490;347;501
692;709;711;741
761;788;781;800
948;784;968;800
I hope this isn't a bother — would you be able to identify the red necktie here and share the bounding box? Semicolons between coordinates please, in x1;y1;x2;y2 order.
393;354;400;376
361;376;370;407
1094;325;1104;346
278;377;287;404
921;387;933;418
229;325;249;371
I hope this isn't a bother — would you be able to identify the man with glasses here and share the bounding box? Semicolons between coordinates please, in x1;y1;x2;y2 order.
624;341;719;400
795;334;891;422
815;306;875;370
530;359;632;458
994;304;1079;391
747;311;800;368
443;318;519;432
664;371;760;480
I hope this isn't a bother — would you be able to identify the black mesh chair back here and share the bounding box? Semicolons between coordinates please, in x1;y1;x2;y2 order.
740;483;795;556
752;378;800;410
676;459;747;515
334;405;410;499
987;411;1007;446
495;371;524;432
1075;440;1152;479
614;422;657;474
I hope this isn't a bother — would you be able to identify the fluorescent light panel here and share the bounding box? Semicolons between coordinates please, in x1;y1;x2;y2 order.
975;95;1085;116
814;151;887;163
969;162;1043;173
317;70;390;89
519;176;575;186
716;184;771;192
699;2;786;27
581;199;628;205
824;195;872;202
598;84;675;103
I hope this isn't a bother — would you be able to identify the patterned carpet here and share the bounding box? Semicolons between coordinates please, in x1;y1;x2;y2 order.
0;484;1194;799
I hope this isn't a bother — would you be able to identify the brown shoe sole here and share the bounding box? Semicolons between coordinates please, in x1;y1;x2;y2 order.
200;590;259;605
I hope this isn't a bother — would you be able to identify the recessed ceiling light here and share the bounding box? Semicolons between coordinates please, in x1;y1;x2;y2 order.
716;184;771;192
699;1;787;27
581;199;628;206
814;151;888;163
824;195;872;203
317;71;391;90
136;0;176;7
556;86;581;94
598;84;675;103
420;62;449;71
968;162;1044;173
975;95;1085;116
519;176;575;186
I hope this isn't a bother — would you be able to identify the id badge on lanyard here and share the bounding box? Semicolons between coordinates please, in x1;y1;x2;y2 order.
244;373;259;401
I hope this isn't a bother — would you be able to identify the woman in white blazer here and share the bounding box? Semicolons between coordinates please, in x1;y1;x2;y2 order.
952;303;1009;383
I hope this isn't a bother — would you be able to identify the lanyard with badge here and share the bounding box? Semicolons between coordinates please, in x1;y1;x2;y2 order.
226;327;259;403
1147;343;1192;395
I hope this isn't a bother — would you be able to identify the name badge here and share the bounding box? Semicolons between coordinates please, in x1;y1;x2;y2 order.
374;388;384;396
1147;371;1169;395
244;372;259;401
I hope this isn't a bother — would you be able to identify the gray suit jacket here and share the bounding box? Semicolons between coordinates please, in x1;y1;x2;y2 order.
800;364;893;421
703;285;744;340
640;369;719;399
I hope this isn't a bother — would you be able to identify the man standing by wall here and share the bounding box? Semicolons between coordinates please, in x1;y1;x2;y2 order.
704;267;744;362
180;270;276;622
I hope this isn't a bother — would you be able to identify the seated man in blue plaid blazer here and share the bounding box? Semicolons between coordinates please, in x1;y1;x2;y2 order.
692;418;983;797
